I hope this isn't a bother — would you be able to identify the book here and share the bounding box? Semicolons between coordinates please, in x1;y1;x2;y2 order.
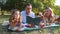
26;16;42;25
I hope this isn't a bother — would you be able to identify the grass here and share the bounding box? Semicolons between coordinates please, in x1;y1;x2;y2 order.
0;15;60;34
0;15;10;23
0;15;10;32
0;11;11;15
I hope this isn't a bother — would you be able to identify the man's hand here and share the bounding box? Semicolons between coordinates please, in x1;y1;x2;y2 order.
16;28;20;32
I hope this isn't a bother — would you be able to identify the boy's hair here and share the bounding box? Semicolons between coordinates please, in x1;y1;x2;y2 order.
24;3;32;8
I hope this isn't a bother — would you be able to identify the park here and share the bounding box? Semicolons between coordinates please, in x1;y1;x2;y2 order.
0;0;60;34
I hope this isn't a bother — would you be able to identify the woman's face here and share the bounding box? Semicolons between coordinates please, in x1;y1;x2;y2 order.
44;9;51;17
14;11;20;18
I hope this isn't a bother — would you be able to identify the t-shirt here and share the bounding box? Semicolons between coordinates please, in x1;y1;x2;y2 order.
21;10;35;24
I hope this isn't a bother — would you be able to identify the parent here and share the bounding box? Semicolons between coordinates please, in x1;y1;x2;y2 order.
21;3;35;24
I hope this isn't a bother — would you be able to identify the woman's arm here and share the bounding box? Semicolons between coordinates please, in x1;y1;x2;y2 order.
17;16;22;30
50;17;55;23
9;20;15;28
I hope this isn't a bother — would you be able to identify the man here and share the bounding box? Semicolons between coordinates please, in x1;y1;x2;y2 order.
21;3;35;24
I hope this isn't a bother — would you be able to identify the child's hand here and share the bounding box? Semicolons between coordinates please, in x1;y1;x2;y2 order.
40;23;44;28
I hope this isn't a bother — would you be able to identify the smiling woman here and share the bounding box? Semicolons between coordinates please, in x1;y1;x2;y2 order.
55;0;60;6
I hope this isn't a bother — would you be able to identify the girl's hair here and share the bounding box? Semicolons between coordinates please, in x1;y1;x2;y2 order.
11;9;20;15
44;7;55;23
9;9;21;23
44;7;54;18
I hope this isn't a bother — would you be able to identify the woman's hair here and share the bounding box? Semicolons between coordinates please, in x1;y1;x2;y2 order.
44;7;54;18
11;9;20;15
9;9;21;23
44;7;55;23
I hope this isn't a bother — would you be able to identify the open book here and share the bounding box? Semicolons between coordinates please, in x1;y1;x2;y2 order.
26;16;42;25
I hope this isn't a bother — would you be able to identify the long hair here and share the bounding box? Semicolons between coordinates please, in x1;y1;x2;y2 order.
44;7;55;23
9;9;21;25
44;7;54;18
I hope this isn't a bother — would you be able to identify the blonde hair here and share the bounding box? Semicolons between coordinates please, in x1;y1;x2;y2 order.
44;7;55;23
49;7;54;17
44;7;54;18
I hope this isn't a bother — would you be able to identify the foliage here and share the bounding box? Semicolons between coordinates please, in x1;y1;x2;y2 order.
1;0;60;15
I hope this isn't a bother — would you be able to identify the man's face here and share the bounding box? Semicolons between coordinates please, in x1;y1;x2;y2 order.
25;5;32;15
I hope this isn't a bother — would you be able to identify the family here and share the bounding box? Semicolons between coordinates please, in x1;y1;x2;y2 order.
6;3;60;31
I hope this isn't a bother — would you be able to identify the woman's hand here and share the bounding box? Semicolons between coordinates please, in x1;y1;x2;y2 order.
16;25;22;31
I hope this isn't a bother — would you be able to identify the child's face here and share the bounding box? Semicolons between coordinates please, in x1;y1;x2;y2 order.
14;11;20;18
39;12;42;16
44;9;51;17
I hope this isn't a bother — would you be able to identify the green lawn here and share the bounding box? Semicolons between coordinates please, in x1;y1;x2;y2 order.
0;15;60;34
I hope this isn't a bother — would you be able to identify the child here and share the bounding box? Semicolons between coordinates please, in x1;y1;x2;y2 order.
37;12;43;17
39;14;45;28
9;9;22;31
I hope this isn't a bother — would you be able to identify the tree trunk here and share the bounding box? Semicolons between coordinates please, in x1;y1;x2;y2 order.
1;11;4;15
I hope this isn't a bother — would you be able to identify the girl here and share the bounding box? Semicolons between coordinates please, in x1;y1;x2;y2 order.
37;12;43;17
9;9;22;31
43;7;55;25
39;7;55;28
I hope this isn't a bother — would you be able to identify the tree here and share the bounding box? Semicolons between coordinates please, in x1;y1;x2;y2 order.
31;0;55;14
1;0;60;15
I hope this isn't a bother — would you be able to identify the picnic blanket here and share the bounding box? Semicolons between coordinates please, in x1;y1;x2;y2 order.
8;23;60;31
2;20;60;31
8;26;39;31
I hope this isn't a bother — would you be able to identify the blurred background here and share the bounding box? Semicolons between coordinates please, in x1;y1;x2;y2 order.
0;0;60;15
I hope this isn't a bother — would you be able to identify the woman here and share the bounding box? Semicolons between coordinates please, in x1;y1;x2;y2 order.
39;7;55;28
43;7;55;25
9;9;22;31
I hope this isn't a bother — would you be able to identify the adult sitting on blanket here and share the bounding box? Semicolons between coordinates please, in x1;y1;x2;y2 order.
21;3;35;27
8;9;22;31
39;7;55;28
